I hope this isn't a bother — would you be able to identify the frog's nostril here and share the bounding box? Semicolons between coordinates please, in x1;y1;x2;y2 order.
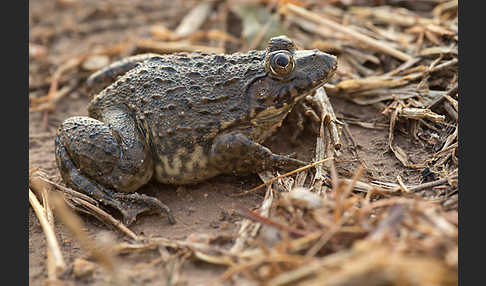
318;53;337;71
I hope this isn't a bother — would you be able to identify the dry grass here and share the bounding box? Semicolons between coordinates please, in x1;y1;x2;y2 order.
29;0;458;285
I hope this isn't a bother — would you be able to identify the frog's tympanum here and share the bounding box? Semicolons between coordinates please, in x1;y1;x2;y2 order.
55;36;337;225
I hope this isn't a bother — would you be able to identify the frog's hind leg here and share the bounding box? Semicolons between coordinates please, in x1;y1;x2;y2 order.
86;53;161;93
55;113;175;225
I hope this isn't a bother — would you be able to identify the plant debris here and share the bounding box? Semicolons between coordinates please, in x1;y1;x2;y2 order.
29;0;458;285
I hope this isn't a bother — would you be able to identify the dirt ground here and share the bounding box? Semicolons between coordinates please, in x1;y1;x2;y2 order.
29;0;457;285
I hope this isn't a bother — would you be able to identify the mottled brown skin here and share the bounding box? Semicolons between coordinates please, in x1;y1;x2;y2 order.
55;36;337;225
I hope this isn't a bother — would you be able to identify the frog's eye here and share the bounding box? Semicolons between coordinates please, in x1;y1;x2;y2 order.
269;52;294;76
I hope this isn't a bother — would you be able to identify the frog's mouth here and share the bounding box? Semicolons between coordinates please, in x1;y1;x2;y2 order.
249;70;336;127
288;49;337;103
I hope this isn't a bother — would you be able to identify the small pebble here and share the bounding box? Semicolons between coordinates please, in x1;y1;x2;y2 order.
73;258;96;279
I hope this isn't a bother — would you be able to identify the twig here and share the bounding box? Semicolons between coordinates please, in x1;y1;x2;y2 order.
29;82;78;112
408;175;457;193
30;56;85;107
37;176;139;240
71;197;140;241
50;192;115;273
232;157;334;197
389;105;410;167
234;204;311;237
136;39;224;54
342;164;366;196
37;176;98;205
244;14;276;51
29;189;66;275
265;253;350;286
244;0;280;51
368;204;407;240
283;4;412;62
350;6;437;27
429;58;458;72
444;94;458;111
340;178;391;194
395;175;409;193
173;1;214;38
29;171;60;282
441;126;458;152
399;107;445;122
230;171;276;254
315;87;342;150
443;101;458;122
305;205;358;257
371;174;458;193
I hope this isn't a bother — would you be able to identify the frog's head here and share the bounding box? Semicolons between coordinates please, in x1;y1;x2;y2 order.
248;35;337;126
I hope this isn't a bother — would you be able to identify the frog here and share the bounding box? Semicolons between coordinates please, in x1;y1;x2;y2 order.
55;35;337;225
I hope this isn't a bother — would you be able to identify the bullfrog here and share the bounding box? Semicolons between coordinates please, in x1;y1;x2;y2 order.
55;35;337;225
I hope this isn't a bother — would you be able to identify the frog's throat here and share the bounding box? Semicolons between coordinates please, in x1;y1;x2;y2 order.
250;102;293;127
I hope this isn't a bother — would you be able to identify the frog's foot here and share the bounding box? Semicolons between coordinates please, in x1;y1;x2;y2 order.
271;153;309;170
56;137;175;225
55;115;175;225
289;95;324;144
108;192;175;225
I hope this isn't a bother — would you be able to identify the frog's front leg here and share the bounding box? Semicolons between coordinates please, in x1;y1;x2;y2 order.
55;108;174;225
288;95;324;144
209;132;308;175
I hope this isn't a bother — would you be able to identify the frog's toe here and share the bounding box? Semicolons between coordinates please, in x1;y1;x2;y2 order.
287;98;322;144
301;101;322;124
108;192;175;225
271;153;309;170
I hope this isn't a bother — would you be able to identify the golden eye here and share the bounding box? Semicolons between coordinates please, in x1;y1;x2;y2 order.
269;52;294;76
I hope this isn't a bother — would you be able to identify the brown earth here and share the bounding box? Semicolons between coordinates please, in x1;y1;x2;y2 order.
29;1;441;285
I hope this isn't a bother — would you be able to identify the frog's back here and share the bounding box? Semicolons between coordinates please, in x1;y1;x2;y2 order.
89;50;268;156
143;51;267;143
